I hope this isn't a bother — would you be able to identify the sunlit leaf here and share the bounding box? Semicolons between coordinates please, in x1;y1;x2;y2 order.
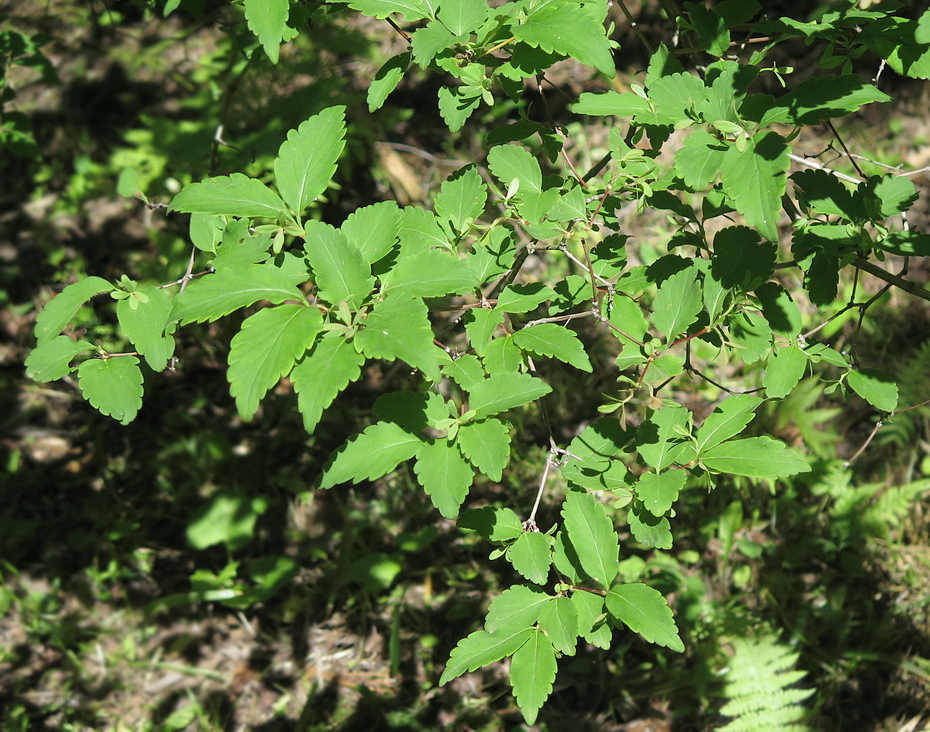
77;356;144;424
606;583;684;652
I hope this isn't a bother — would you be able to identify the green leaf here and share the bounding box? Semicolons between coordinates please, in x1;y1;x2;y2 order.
637;406;691;470
869;174;918;219
227;304;322;421
486;585;552;633
572;90;651;117
171;265;305;325
368;52;410;112
696;394;763;452
304;220;374;308
510;629;557;725
701;436;809;478
443;353;485;390
677;128;727;189
34;276;114;344
512;323;592;372
373;390;448;432
729;309;772;364
275;106;346;216
414;440;473;518
561;490;619;586
764;344;807;399
77;356;144;424
468;371;552;419
320;421;423;489
456;418;511;481
344;0;437;21
628;505;673;549
711;226;776;291
487;144;554;221
356;295;444;382
439;627;533;686
636;470;686;516
652;265;702;341
648;72;706;124
291;334;365;434
506;531;552;585
437;86;481;132
25;337;96;382
117;285;175;371
763;75;891;126
434;165;486;235
458;506;523;543
606;583;684;652
465;308;503;355
411;22;457;67
438;0;488;35
244;0;290;63
399;205;451;252
495;283;555;313
382;248;479;297
720;132;789;242
847;368;898;412
342;200;401;265
513;0;613;76
468;226;516;284
168;173;288;219
189;212;225;253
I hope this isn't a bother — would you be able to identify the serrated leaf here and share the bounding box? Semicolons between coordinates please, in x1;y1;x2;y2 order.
399;205;451;252
77;356;144;425
465;308;503;355
570;588;606;636
764;344;807;399
382;247;479;297
711;226;776;291
561;491;619;586
117;285;175;371
495;282;555;313
304;220;374;308
696;394;763;452
468;371;552;419
870;174;918;219
368;52;410;112
356;295;444;381
637;406;691;470
411;22;457;67
628;504;673;549
763;74;891;126
227;304;322;421
677;128;727;189
434;165;487;235
486;144;545;217
456;418;510;481
437;86;481;132
189;212;225;253
291;334;365;434
652;265;702;341
606;583;684;652
458;506;523;543
414;440;473;518
244;0;290;63
343;200;401;264
275;106;346;216
373;390;448;432
720;132;789;242
506;531;552;585
344;0;437;21
168;173;288;219
512;323;592;372
443;353;485;390
513;0;613;76
438;0;488;35
320;421;423;489
486;585;552;634
636;470;685;516
847;368;898;412
648;72;706;124
439;627;533;686
701;436;810;478
25;337;96;382
572;90;651;117
35;276;114;344
509;629;557;725
484;338;525;376
171;265;305;325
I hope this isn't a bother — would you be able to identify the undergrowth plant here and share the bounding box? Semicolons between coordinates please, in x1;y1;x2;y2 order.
25;0;930;723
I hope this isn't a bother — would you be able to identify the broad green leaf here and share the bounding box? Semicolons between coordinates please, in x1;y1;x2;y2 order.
486;585;552;634
368;52;410;112
458;506;523;543
291;334;365;434
117;285;175;371
764;344;807;399
77;356;144;424
189;212;225;253
648;72;706;124
168;173;288;219
763;74;891;126
171;265;305;325
847;368;898;412
506;531;552;585
628;506;673;549
512;323;592;372
434;165;486;235
720;131;789;242
482;335;524;374
728;309;772;364
711;226;776;291
468;371;552;419
382;247;479;297
437;86;481;132
509;629;557;725
34;276;114;344
443;353;485;390
456;418;511;481
465;308;503;355
701;436;810;478
342;200;401;264
356;295;444;381
275;106;346;216
319;421;423;489
606;583;684;652
304;220;374;308
677;128;727;189
495;283;555;313
467;225;516;284
652;265;702;341
187;494;268;550
756;282;803;337
439;627;533;686
438;0;488;35
373;390;448;432
696;394;763;452
227;304;322;421
344;0;437;21
637;406;691;470
686;1;729;56
398;205;450;253
411;22;458;67
487;144;542;201
869;174;918;219
561;490;619;586
25;337;96;382
636;470;686;516
212;220;271;270
572;90;651;117
414;440;474;518
645;42;685;87
792;168;856;219
570;588;606;638
244;0;290;63
513;0;613;76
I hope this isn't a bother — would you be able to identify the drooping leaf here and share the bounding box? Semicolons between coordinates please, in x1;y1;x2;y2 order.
227;304;322;421
652;265;702;341
25;337;96;382
762;74;891;126
486;585;552;634
847;368;898;412
606;583;684;652
439;627;533;686
513;0;613;76
763;344;807;399
342;200;401;264
291;334;365;434
275;106;346;216
561;490;619;586
696;394;763;452
168;173;289;219
368;52;410;112
720;132;789;242
636;470;686;516
510;630;558;725
244;0;290;63
356;295;444;382
434;165;487;235
117;285;175;371
506;531;553;585
77;356;144;424
456;418;511;481
512;323;592;372
701;436;810;478
468;371;552;419
458;506;524;543
414;440;474;518
304;220;374;308
171;265;305;324
34;276;114;344
319;421;423;489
